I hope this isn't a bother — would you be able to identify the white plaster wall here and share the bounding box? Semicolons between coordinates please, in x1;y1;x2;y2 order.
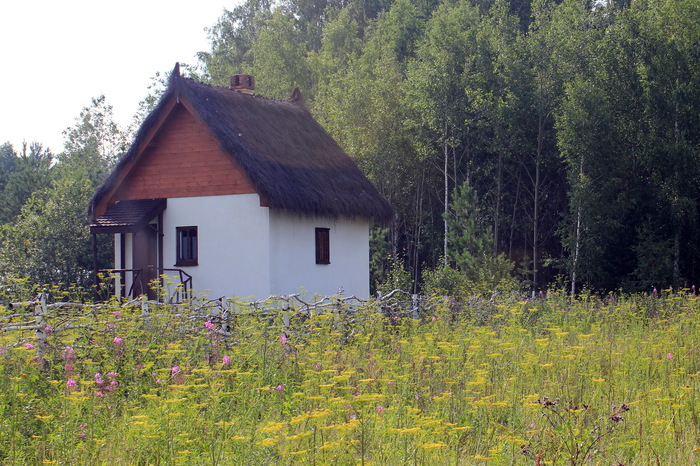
123;233;133;270
111;233;122;294
269;211;370;298
112;233;133;297
161;194;271;299
113;234;120;269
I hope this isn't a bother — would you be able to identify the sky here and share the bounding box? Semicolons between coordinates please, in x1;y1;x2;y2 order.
0;1;238;154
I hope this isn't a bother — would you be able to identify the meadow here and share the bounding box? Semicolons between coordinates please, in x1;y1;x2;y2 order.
1;287;699;464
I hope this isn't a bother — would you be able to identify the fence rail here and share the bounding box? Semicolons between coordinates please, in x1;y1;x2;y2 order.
0;291;427;356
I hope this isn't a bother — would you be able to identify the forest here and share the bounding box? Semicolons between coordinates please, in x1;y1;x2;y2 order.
0;0;698;295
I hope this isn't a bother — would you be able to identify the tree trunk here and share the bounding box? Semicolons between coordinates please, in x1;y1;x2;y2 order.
494;152;502;255
533;112;543;294
509;172;522;260
672;92;681;287
571;155;584;297
413;170;425;293
443;122;449;265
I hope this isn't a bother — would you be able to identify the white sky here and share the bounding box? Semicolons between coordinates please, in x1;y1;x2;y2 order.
0;1;239;154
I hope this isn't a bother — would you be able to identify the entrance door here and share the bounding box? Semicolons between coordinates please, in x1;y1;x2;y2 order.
133;223;159;299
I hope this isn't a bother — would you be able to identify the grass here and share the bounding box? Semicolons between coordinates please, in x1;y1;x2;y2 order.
1;289;700;464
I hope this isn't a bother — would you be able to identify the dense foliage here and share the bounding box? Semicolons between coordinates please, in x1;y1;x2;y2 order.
2;0;699;294
0;97;126;286
197;0;700;293
2;289;700;463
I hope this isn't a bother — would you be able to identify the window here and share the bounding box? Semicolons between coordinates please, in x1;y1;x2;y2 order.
315;228;330;264
176;226;198;266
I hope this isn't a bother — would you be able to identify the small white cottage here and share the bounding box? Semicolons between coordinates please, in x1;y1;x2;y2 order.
89;64;392;300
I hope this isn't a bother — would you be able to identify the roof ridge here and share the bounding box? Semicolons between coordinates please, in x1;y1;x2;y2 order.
182;76;303;105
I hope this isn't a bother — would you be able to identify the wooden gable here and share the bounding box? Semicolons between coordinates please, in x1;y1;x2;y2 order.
95;102;257;217
90;67;392;224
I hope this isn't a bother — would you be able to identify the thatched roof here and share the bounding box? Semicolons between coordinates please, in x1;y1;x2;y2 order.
89;64;392;223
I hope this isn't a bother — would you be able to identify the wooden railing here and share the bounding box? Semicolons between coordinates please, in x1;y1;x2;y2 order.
97;268;193;303
162;268;193;303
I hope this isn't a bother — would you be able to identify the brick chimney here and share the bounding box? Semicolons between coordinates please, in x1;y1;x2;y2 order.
231;74;255;94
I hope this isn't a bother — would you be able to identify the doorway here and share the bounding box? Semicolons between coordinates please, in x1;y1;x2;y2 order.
132;222;159;299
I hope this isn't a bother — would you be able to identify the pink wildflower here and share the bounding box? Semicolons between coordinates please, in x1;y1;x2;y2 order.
67;379;77;388
24;342;34;350
222;355;231;365
280;334;288;344
376;405;384;414
205;320;214;330
113;337;123;345
44;325;52;333
172;365;181;375
113;310;121;317
667;353;674;360
276;384;284;392
62;346;75;360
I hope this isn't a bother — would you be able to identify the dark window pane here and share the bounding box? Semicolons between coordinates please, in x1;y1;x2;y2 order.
176;226;198;266
315;228;330;264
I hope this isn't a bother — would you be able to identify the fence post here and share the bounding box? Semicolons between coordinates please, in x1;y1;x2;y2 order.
141;296;150;329
220;297;230;334
333;298;344;336
34;291;48;369
205;299;222;334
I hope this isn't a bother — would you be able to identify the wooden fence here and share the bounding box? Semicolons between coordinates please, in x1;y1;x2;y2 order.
0;290;426;359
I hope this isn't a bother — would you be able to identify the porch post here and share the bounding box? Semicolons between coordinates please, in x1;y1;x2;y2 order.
158;213;164;279
92;233;99;295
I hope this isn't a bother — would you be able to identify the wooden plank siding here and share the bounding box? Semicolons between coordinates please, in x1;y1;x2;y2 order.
112;104;257;203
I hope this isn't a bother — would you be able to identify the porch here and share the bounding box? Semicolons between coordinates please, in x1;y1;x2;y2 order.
91;198;179;302
97;267;193;304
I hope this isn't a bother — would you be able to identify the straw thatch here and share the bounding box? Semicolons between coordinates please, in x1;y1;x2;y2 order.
89;64;392;223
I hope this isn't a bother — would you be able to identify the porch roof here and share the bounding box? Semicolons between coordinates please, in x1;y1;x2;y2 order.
90;198;166;234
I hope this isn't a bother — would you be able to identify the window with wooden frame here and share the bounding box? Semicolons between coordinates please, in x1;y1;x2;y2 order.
176;226;198;266
315;228;330;265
